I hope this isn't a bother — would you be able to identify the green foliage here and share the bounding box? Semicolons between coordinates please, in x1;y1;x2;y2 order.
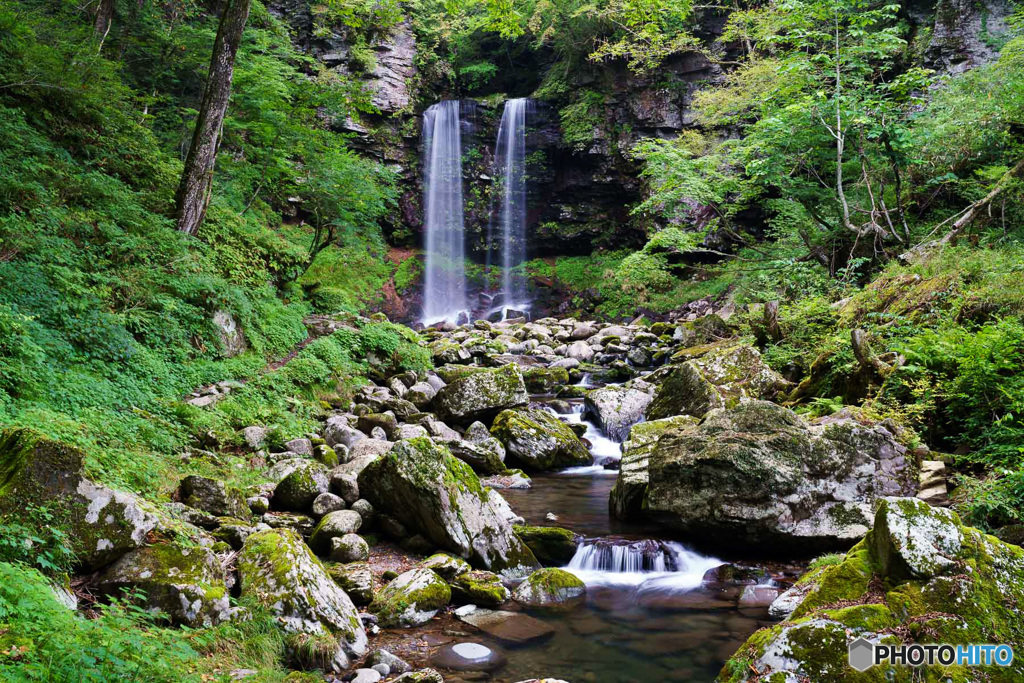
0;563;199;682
560;90;606;152
0;0;399;498
808;553;845;570
0;506;76;577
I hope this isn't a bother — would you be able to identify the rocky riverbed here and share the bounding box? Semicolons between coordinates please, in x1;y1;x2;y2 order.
3;311;1020;683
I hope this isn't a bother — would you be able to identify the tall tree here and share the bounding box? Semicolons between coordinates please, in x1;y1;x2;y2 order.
174;0;252;236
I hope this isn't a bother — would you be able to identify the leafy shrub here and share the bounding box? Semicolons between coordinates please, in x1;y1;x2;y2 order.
0;563;199;682
0;506;76;577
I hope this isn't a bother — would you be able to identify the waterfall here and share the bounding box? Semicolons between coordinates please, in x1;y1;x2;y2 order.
566;539;721;589
422;101;468;324
488;98;532;317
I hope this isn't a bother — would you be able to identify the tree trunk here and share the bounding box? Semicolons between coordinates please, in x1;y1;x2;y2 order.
174;0;252;236
764;301;782;343
94;0;116;49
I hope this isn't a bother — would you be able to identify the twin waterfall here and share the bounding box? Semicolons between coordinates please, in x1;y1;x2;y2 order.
421;98;531;324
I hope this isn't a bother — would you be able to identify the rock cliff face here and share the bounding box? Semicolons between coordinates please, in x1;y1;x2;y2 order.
267;0;1010;269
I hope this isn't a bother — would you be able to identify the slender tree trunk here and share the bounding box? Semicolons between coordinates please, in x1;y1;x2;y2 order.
174;0;252;236
94;0;116;49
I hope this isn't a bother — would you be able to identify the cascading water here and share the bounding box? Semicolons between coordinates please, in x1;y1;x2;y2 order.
566;538;721;590
487;98;532;318
422;101;468;324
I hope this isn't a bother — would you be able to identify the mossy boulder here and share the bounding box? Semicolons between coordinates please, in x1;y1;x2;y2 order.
177;475;251;520
648;345;790;420
718;498;1024;683
420;553;471;581
645;362;724;420
512;568;586;609
490;409;591;471
93;541;232;627
309;509;363;554
583;380;655;441
357;438;539;577
450;570;510;607
609;415;699;521
238;528;367;671
0;428;160;571
523;367;570;394
642;401;917;551
274;461;330;512
370;567;451;627
672;314;734;347
429;338;471;364
329;533;369;563
513;525;579;566
442;438;508;475
433;365;529;425
326;561;374;606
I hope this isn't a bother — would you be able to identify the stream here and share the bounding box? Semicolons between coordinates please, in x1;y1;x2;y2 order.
435;389;787;683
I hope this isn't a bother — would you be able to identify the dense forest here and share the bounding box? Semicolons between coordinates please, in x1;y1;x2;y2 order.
1;0;1023;679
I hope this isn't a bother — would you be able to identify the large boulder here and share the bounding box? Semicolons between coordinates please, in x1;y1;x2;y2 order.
490;409;591;471
642;401;917;551
646;345;790;420
177;475;251;520
238;528;367;671
357;438;539;577
442;438;508;475
583;381;655;441
93;541;232;627
433;365;529;424
609;416;699;521
370;567;451;627
0;429;159;571
513;525;579;566
274;461;330;512
332;439;394;479
718;498;1024;683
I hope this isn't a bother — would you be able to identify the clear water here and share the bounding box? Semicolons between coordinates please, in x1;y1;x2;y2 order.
477;409;774;683
422;101;468;324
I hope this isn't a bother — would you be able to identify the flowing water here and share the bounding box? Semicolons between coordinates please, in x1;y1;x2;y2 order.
462;392;779;683
487;98;532;318
422;101;468;324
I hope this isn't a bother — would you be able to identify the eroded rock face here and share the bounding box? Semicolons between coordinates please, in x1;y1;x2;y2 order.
238;528;367;671
490;409;591;471
371;567;451;627
357;438;539;577
0;429;159;571
718;498;1024;683
434;365;529;425
93;541;232;627
640;402;917;551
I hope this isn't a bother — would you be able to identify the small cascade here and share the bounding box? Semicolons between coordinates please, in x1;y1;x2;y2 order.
422;101;468;324
566;539;721;589
488;98;532;318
